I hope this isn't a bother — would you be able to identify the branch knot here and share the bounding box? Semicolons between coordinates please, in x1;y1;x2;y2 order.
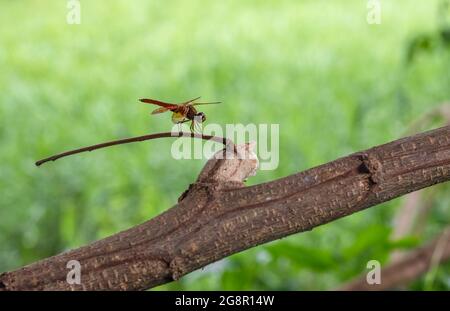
358;152;383;185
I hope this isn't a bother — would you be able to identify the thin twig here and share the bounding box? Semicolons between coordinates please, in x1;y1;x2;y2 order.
35;131;234;166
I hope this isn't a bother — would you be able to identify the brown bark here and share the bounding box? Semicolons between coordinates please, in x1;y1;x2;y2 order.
1;126;450;291
339;228;450;291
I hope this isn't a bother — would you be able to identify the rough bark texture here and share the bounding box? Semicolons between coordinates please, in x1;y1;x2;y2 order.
1;126;450;291
339;228;450;291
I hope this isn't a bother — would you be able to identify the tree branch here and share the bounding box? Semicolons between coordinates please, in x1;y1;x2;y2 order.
1;126;450;291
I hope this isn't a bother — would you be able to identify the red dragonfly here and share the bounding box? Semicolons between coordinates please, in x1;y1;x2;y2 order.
139;97;220;132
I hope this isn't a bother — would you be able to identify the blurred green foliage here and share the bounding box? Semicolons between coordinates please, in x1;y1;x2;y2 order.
0;0;449;290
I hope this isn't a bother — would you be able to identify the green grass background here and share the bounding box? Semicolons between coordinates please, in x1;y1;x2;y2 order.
0;0;449;290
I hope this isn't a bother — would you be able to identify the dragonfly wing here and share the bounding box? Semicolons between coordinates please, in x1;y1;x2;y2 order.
191;101;221;106
181;96;201;106
140;98;178;109
151;107;170;114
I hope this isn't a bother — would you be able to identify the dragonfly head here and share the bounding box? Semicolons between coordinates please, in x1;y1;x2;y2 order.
195;112;206;122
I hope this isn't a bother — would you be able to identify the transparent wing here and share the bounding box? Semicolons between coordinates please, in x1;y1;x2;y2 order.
191;101;221;106
181;96;201;106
